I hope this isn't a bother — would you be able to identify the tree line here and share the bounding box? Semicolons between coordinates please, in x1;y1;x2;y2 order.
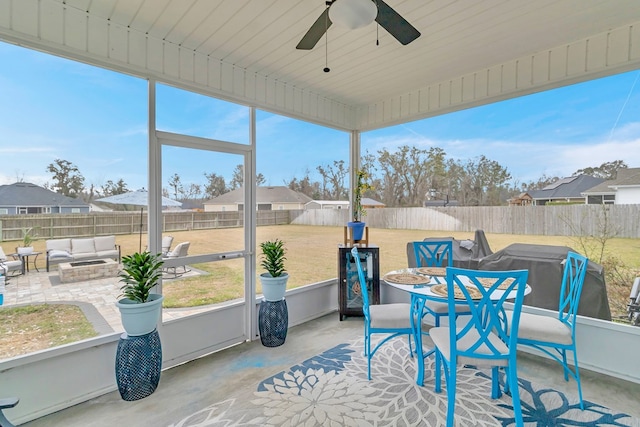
39;153;628;207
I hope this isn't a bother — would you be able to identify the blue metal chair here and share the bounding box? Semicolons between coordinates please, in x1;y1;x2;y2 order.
0;397;19;427
412;240;471;328
431;267;528;427
351;247;414;380
515;251;588;409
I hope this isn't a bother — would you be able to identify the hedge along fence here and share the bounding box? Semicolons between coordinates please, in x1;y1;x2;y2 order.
0;210;292;243
292;204;640;238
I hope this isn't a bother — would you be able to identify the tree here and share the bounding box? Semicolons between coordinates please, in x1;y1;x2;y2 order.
573;160;627;180
316;160;348;200
284;169;321;199
46;159;85;197
377;145;436;207
203;172;228;198
168;173;183;200
460;155;511;206
101;179;128;197
230;164;265;190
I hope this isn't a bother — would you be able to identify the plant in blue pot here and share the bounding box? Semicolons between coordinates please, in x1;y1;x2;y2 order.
347;169;373;242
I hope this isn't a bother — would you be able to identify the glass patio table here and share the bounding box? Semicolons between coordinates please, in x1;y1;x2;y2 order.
382;268;531;386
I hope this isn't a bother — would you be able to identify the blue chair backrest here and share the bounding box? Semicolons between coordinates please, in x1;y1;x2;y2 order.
351;247;371;320
413;240;453;268
559;251;588;326
445;267;529;363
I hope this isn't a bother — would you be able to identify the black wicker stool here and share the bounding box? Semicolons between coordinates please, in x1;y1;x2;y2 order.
259;299;288;347
115;329;162;401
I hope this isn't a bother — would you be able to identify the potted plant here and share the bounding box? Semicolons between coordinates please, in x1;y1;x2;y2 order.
259;239;288;301
17;227;37;255
347;169;373;241
115;251;164;336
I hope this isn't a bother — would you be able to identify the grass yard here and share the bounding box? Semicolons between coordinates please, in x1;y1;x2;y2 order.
5;224;638;358
0;304;97;359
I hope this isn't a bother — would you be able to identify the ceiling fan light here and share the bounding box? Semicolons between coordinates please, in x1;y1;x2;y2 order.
329;0;378;30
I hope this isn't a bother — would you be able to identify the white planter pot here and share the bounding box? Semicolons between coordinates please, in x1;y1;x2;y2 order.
116;293;164;336
260;273;289;301
17;246;34;255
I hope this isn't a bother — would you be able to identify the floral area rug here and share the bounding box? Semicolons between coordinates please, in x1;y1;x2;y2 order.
169;338;639;426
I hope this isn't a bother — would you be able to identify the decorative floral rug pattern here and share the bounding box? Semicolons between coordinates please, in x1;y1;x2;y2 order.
170;338;638;426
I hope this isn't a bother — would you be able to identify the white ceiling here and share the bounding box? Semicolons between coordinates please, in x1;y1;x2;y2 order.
4;0;640;130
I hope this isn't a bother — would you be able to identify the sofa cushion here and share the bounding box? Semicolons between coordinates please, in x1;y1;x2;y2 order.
71;238;96;255
46;238;71;252
94;236;116;252
96;250;119;259
48;250;72;260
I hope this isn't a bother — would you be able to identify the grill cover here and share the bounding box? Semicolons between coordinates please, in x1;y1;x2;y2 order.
478;243;610;321
406;230;493;270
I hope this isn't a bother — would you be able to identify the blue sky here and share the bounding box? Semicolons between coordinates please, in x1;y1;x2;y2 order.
1;40;640;192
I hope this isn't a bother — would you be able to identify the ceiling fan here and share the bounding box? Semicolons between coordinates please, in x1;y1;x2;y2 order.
296;0;421;50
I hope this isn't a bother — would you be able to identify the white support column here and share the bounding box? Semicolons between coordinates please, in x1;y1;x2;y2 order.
349;130;361;220
148;79;162;289
246;107;258;340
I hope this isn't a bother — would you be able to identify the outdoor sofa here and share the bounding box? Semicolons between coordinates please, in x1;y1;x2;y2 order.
45;236;121;272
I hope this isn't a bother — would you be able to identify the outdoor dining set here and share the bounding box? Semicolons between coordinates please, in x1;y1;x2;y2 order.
349;239;589;427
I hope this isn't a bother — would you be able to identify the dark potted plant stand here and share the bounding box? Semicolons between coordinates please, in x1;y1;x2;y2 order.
115;329;162;401
259;298;288;347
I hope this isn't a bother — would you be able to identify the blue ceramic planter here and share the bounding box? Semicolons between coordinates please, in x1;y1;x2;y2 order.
347;221;366;241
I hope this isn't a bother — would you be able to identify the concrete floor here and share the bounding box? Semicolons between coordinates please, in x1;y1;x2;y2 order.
14;313;640;426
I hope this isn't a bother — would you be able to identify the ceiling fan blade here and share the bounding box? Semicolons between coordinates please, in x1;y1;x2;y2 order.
296;8;333;50
375;0;421;45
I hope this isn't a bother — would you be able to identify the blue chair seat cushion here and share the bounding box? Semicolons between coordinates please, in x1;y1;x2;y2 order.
517;312;573;345
431;326;509;368
369;303;412;329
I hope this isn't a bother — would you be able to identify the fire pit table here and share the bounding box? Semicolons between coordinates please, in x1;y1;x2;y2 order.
58;259;119;283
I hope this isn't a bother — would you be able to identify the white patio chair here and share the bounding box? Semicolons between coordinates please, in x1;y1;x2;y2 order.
162;242;191;278
0;246;23;277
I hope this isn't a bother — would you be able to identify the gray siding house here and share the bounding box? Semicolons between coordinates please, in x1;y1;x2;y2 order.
529;175;604;205
203;186;312;212
582;167;640;205
0;182;90;214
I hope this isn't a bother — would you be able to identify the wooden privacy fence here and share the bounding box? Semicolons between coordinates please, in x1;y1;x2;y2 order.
293;204;640;238
0;210;291;242
1;205;639;242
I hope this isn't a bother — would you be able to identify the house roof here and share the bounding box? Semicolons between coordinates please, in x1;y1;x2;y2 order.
529;175;605;200
204;186;313;205
0;182;88;207
1;1;639;132
582;168;640;194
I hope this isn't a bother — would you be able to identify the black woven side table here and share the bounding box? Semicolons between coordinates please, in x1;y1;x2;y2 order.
115;329;162;401
259;299;288;347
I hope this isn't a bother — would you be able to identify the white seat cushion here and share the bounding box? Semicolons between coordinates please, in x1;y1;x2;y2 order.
431;326;509;367
517;312;573;345
94;236;116;252
48;249;72;260
369;303;412;329
426;300;472;315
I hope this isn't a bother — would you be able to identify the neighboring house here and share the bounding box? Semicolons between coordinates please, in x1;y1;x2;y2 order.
0;182;90;214
508;192;533;206
306;200;349;210
582;167;640;204
203;186;312;212
529;175;605;205
306;198;385;211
